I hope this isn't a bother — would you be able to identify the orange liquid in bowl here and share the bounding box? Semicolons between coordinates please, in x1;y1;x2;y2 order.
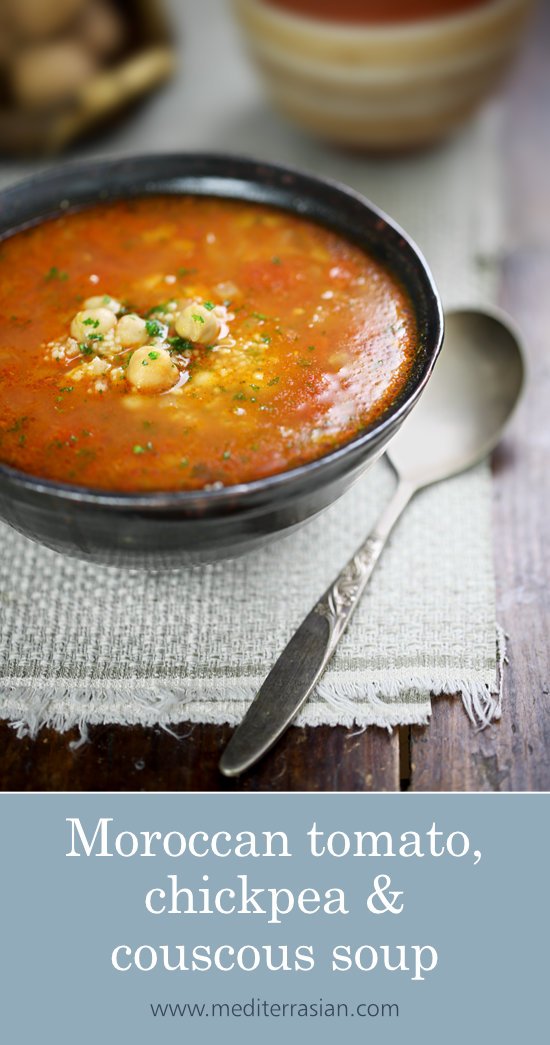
0;196;417;493
265;0;491;23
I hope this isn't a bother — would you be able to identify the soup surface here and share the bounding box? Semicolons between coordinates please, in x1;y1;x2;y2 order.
266;0;489;23
0;195;416;492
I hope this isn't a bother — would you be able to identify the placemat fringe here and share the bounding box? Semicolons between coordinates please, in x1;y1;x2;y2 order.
3;624;505;738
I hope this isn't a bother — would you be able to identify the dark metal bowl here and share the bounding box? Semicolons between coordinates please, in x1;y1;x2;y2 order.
0;154;443;567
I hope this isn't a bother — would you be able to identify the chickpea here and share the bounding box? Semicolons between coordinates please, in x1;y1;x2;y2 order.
126;347;178;394
175;303;220;345
116;313;148;348
83;294;121;314
70;307;117;341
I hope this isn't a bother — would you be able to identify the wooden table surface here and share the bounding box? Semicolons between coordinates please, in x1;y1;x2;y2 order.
1;4;548;793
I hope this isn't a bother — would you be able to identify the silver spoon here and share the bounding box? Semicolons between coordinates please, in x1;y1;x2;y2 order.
219;307;525;778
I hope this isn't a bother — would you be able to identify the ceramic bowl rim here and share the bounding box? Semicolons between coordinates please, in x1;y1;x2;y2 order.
236;0;526;42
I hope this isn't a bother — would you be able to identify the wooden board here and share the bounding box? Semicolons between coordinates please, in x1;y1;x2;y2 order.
408;2;550;792
0;722;400;791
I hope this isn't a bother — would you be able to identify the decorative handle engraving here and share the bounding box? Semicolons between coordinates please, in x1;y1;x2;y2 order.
220;479;416;777
314;536;384;649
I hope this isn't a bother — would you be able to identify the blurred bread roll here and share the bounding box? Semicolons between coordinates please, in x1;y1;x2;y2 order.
11;41;97;110
78;0;126;58
6;0;86;39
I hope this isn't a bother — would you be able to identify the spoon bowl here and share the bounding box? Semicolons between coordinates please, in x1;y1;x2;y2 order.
389;308;525;487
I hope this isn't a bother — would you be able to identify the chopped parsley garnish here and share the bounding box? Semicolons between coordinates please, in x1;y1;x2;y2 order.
192;313;205;324
168;335;194;352
271;256;281;264
148;350;160;360
83;317;100;328
262;336;271;344
145;319;163;337
177;267;197;278
79;343;94;356
59;386;74;393
252;311;267;321
223;450;231;460
45;266;68;282
267;376;280;386
203;301;215;311
133;445;146;455
233;391;246;401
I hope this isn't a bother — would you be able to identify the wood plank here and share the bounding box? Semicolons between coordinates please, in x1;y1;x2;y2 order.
409;4;550;791
0;721;400;792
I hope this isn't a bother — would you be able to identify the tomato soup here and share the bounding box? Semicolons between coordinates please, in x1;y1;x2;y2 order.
0;196;416;493
265;0;489;23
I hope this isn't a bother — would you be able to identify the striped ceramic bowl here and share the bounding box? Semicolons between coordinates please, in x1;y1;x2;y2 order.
233;0;534;148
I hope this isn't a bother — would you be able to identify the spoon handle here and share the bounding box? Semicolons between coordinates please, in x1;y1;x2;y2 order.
219;477;416;777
